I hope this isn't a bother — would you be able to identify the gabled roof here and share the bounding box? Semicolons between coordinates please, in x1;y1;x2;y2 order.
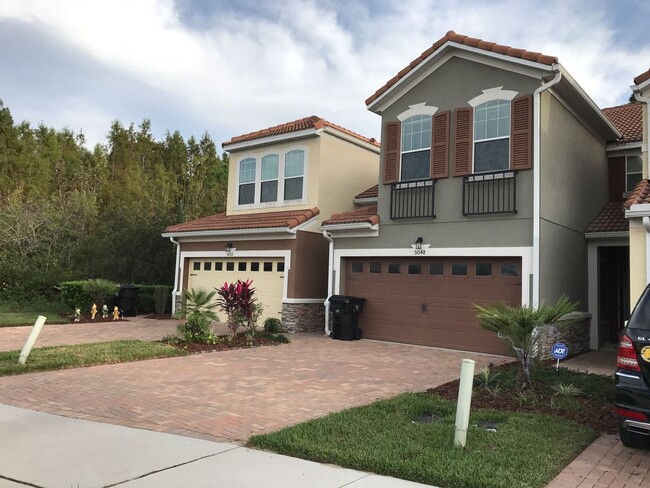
222;115;380;148
634;68;650;86
164;208;319;234
585;201;627;233
625;180;650;209
322;205;379;227
355;184;378;200
602;103;643;144
365;30;558;107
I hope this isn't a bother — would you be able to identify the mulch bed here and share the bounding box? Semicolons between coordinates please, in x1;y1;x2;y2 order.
173;335;285;354
427;363;617;435
66;317;129;324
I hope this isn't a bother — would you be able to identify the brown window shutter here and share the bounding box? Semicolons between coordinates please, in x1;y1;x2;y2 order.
431;111;449;179
383;121;400;184
510;95;532;170
453;108;472;176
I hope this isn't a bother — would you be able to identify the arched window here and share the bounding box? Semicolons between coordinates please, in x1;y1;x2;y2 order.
261;154;279;202
473;100;510;173
238;157;256;205
400;115;431;180
284;150;304;200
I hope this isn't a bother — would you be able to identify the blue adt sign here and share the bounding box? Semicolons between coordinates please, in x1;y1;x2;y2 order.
551;342;569;360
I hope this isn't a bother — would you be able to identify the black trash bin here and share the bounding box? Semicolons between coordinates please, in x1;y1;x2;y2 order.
328;295;366;341
115;284;140;317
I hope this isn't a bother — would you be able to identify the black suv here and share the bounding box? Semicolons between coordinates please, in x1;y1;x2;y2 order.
615;284;650;449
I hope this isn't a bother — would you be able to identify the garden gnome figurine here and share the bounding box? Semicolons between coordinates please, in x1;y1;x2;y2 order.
112;306;120;320
91;303;97;320
102;304;109;319
74;307;81;322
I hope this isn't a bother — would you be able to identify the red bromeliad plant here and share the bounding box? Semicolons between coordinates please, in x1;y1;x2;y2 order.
215;279;258;338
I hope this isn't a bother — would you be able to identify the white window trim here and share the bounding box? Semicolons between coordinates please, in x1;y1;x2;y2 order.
470;91;516;174
626;155;643;192
234;146;309;210
397;105;437;181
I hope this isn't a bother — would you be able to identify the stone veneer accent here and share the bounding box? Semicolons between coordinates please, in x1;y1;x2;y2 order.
281;302;325;333
173;293;182;313
534;312;592;360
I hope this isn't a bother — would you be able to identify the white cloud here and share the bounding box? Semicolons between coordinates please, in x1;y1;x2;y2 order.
1;0;647;146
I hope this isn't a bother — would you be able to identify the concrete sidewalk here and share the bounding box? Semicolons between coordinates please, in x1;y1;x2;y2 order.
0;404;430;488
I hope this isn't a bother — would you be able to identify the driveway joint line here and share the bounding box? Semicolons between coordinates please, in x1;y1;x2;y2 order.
339;473;372;486
0;474;44;488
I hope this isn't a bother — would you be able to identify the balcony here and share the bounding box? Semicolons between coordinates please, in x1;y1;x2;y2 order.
462;170;517;216
390;178;436;220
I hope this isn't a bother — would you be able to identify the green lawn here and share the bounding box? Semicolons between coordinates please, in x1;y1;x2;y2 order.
249;393;596;488
0;301;68;327
0;340;186;376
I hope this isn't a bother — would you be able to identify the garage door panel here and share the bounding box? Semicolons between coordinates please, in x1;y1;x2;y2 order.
345;257;520;355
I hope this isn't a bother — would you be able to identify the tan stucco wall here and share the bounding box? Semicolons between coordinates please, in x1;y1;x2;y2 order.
630;220;648;306
225;136;322;215
539;90;609;306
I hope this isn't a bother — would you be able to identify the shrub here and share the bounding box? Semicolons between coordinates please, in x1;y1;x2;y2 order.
216;280;258;338
153;286;171;316
173;288;219;343
135;285;173;315
85;279;119;307
263;317;282;333
59;280;93;311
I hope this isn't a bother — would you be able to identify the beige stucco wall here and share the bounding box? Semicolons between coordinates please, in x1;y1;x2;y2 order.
539;90;609;307
629;222;647;305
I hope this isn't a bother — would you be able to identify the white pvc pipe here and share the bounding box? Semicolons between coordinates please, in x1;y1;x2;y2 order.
454;358;476;448
322;230;334;336
18;315;47;365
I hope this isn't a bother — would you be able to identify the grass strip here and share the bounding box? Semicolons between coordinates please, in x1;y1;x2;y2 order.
249;392;596;488
0;340;186;376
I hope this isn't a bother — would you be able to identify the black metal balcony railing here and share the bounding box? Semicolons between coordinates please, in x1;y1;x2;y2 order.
390;178;436;220
462;170;517;216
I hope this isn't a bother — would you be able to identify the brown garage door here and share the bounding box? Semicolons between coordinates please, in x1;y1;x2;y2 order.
344;257;521;355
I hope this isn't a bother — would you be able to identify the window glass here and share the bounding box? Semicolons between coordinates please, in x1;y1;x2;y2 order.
263;262;273;272
474;100;510;173
238;262;247;271
285;150;304;177
451;263;468;276
193;262;201;271
476;263;492;276
277;262;285;272
261;181;278;203
204;262;212;271
474;139;509;173
251;262;260;272
408;263;422;275
369;262;382;274
351;262;364;273
429;262;444;275
388;263;401;274
401;115;431;181
215;262;223;271
226;261;235;271
261;154;279;203
627;155;643;192
284;177;303;200
501;263;518;277
238;183;255;205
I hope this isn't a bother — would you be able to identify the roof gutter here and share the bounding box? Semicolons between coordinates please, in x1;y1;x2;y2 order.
169;236;180;315
532;67;562;307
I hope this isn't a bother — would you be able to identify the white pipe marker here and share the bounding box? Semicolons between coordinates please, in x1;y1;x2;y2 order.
18;315;47;365
454;358;476;448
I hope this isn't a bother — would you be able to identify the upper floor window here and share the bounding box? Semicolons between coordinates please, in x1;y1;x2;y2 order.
401;115;431;181
284;150;304;200
238;157;256;205
261;154;279;203
627;155;643;192
473;100;510;173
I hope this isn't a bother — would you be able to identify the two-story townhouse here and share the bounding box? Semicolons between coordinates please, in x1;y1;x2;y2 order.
624;70;650;311
321;31;620;355
162;116;379;331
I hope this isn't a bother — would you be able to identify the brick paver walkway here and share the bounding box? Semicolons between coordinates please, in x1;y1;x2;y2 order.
0;333;507;443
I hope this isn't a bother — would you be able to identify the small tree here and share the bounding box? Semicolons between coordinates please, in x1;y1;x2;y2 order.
474;296;579;388
173;288;219;343
215;279;258;338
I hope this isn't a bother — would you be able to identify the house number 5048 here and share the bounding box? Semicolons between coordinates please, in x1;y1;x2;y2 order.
414;249;426;255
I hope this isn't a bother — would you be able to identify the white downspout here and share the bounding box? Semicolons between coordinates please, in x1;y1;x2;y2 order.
643;217;650;284
532;68;562;307
169;236;180;314
323;230;334;336
634;91;650;285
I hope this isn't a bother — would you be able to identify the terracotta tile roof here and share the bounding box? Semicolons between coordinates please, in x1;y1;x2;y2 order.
165;208;319;233
585;201;627;233
602;103;643;144
366;30;558;106
222;115;380;148
625;180;650;209
634;69;650;86
355;184;378;199
322;205;379;227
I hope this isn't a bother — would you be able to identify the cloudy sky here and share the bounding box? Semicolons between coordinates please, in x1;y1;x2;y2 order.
0;0;648;148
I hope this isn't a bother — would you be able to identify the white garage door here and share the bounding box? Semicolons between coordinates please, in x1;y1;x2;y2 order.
188;257;285;323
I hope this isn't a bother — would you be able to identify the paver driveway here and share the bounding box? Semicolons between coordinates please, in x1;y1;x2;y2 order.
0;333;508;442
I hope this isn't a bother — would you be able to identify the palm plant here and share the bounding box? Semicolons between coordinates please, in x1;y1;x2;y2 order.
84;278;119;307
173;288;219;343
474;296;579;388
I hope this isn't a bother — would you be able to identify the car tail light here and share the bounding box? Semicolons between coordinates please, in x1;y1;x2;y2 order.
614;407;648;421
617;334;641;371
